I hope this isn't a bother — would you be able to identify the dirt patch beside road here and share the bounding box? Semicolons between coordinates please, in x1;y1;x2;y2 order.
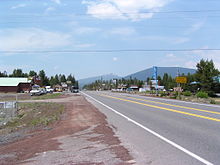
0;94;134;165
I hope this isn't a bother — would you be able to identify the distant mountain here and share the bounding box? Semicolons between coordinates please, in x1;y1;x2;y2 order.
78;73;121;88
78;67;196;87
124;67;196;81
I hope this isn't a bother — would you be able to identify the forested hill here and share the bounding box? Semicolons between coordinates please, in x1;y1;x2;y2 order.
124;67;196;81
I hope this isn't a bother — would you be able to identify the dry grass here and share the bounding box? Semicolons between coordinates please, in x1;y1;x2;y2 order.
0;102;65;134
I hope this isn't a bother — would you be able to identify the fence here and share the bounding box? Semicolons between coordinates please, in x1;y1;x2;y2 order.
0;101;18;126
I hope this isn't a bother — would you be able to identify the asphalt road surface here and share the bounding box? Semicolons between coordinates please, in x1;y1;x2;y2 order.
81;91;220;165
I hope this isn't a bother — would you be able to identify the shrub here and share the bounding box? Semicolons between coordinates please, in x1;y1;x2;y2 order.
196;91;209;98
160;93;166;97
169;92;178;99
170;96;177;99
183;91;192;97
210;99;216;104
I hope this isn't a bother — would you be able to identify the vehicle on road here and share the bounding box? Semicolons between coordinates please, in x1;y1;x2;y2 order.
71;86;79;93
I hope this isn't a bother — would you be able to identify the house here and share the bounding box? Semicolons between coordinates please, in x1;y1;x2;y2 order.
0;77;31;93
117;84;127;91
61;82;68;91
53;85;62;92
140;82;151;92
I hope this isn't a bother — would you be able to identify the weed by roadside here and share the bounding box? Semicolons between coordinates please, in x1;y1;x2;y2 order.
32;93;62;100
0;93;63;102
0;102;65;135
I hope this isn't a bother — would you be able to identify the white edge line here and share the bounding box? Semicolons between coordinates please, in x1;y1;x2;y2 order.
81;92;214;165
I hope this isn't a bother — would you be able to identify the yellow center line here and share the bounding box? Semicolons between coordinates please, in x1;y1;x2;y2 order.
100;94;220;122
117;95;220;115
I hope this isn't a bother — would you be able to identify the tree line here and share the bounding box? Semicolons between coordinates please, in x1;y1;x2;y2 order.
83;78;144;91
84;59;220;96
0;69;78;87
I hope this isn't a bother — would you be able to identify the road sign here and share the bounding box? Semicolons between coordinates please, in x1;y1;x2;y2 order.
153;66;158;80
67;81;72;84
176;77;187;84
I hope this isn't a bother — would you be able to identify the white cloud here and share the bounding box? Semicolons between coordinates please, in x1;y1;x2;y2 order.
113;57;118;61
137;35;190;44
0;64;31;74
184;60;197;69
53;66;60;70
184;21;205;35
45;7;56;14
173;37;190;44
0;28;72;51
166;53;175;58
83;0;173;21
161;47;220;70
75;43;96;48
110;27;136;36
11;4;27;10
191;47;220;69
51;0;61;5
74;27;100;34
86;2;125;19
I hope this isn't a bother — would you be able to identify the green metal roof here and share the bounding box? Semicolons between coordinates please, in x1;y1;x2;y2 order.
0;78;31;86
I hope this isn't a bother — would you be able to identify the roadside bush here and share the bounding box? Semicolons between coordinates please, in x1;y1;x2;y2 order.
169;92;178;99
170;96;177;99
196;91;209;98
210;99;216;104
160;93;166;97
182;91;192;97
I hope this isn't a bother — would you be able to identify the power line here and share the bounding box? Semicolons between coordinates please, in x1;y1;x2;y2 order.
1;48;220;54
0;16;219;24
2;9;220;17
0;21;202;28
1;15;220;24
1;9;220;24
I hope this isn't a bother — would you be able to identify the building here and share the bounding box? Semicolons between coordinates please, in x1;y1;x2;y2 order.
53;85;62;92
0;78;31;93
127;85;139;91
140;81;165;92
61;82;68;91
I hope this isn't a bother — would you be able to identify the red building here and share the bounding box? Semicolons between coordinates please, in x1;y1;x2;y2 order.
0;78;31;93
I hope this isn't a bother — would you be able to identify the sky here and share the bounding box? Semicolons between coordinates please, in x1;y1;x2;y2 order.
1;0;220;79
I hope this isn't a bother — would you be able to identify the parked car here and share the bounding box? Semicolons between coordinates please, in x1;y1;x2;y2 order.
45;86;54;93
30;88;41;96
39;88;47;95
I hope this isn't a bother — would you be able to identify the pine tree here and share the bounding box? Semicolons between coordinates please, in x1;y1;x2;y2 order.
196;59;220;95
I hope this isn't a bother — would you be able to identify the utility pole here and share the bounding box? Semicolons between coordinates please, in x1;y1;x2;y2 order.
177;68;181;98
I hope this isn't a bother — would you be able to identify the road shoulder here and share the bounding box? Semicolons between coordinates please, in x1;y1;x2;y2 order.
0;94;134;165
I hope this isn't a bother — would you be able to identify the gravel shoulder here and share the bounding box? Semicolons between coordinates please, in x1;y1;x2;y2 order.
0;94;134;165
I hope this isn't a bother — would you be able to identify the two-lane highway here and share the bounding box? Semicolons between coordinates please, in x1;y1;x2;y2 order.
82;91;220;165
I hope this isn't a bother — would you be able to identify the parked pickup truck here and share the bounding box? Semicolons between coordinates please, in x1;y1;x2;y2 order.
30;88;41;96
30;85;47;96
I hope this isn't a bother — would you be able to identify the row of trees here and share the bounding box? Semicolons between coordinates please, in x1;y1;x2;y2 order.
84;59;220;96
151;59;220;96
0;69;77;87
83;78;144;90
